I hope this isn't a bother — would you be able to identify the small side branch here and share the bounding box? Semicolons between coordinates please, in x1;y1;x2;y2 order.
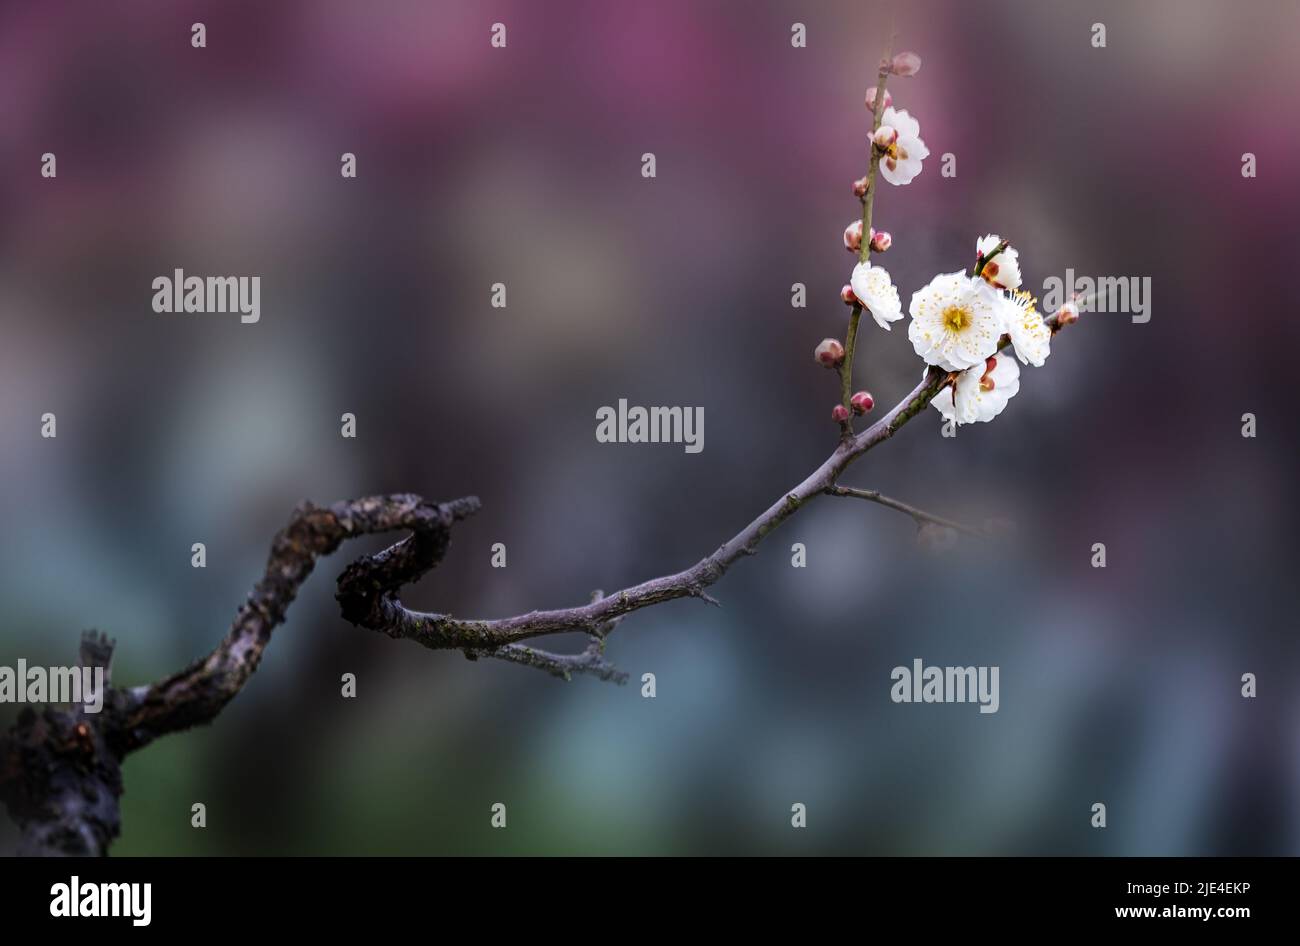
465;591;630;683
824;486;984;536
473;640;629;684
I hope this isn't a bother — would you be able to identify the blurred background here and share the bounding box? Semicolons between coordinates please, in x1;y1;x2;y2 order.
2;0;1299;855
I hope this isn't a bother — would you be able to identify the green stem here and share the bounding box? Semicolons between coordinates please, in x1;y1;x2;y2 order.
839;49;894;433
973;239;1009;278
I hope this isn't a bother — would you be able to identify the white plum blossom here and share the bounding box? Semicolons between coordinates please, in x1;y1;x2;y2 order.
997;289;1051;366
850;260;903;329
930;352;1021;425
907;271;1002;370
877;106;929;186
975;234;1021;291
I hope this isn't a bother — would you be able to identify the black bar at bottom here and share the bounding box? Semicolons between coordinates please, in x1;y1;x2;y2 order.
0;856;1278;933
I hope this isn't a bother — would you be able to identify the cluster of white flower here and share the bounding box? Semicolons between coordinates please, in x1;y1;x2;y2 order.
907;236;1050;424
826;54;1057;429
854;235;1052;426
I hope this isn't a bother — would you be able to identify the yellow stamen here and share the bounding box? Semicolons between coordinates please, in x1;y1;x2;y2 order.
1012;289;1038;314
942;305;972;333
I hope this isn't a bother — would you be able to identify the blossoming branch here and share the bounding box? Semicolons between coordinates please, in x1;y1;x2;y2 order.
1;38;1087;856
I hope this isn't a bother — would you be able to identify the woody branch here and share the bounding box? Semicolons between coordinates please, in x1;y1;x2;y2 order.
2;36;1087;856
0;302;1078;855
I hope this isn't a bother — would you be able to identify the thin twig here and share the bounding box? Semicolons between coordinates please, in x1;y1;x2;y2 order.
823;485;984;536
474;640;629;684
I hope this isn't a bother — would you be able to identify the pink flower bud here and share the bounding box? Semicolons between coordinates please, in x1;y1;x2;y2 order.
840;284;858;305
850;391;875;415
852;176;869;198
890;51;922;77
872;125;898;149
869;230;892;253
815;338;845;367
864;86;893;112
1058;302;1080;325
843;219;863;252
831;404;851;423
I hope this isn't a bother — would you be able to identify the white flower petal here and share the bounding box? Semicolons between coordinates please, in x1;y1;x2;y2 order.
883;154;922;186
931;384;955;421
929;351;1020;426
850;261;903;329
882;107;919;140
975;235;1022;291
998;292;1051;366
907;271;1001;369
990;350;1020;389
971;353;1020;423
877;108;927;186
952;369;983;424
989;248;1022;291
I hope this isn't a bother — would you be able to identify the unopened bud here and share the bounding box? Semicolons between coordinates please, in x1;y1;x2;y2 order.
852;176;869;198
815;338;845;367
872;125;898;149
850;391;875;415
840;284;858;305
831;404;851;423
864;86;893;113
869;230;892;253
890;51;922;77
1058;302;1080;325
843;220;863;252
